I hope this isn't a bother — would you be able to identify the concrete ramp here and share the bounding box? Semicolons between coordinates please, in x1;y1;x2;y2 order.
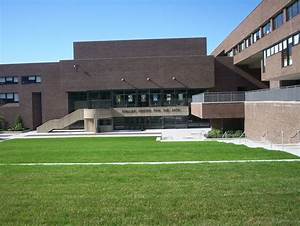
37;109;112;133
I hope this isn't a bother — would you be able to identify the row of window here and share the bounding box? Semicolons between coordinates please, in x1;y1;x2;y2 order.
262;32;300;71
0;75;41;85
0;76;18;85
69;89;204;111
263;33;299;60
227;0;300;57
0;93;19;104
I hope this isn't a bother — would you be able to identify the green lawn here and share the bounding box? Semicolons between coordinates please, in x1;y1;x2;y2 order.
0;137;299;225
0;137;297;163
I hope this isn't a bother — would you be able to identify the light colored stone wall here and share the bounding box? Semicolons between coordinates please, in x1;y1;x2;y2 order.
245;101;300;144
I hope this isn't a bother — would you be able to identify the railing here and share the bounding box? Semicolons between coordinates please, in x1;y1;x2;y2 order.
74;100;112;110
73;99;188;109
192;92;245;103
246;85;300;101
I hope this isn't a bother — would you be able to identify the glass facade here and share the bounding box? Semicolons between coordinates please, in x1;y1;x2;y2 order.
113;116;209;131
68;89;207;130
69;89;202;112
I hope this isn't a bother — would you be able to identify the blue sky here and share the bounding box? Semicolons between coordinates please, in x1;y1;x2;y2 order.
0;0;261;64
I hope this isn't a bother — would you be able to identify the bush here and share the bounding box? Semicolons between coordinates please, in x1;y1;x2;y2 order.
10;115;26;131
207;129;223;138
223;130;244;138
234;130;244;138
207;129;244;138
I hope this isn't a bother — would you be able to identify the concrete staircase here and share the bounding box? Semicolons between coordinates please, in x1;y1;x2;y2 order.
37;109;113;133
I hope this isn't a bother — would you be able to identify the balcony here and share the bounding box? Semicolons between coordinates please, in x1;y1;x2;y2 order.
191;92;245;119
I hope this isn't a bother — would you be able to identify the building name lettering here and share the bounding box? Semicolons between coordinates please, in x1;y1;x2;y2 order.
121;108;184;114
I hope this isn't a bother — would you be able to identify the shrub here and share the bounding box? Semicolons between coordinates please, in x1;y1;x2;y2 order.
224;130;244;138
207;129;223;138
206;129;244;138
10;115;26;131
234;130;244;138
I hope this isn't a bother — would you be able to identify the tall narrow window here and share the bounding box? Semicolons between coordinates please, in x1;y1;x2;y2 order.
273;12;284;30
282;43;293;67
253;29;261;43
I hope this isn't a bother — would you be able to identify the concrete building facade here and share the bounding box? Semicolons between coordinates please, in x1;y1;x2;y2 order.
0;38;259;132
1;0;299;143
192;0;300;144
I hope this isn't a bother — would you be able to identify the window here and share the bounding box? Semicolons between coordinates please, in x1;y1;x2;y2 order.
0;93;19;104
287;0;300;21
273;12;284;30
266;48;271;57
127;94;134;103
282;43;293;67
279;42;283;51
283;40;287;49
274;44;279;54
21;75;42;84
264;33;299;61
152;94;159;102
253;29;261;43
140;94;147;102
0;76;18;85
271;46;275;55
262;22;271;36
245;36;251;48
237;42;244;53
98;119;112;126
115;95;122;104
294;34;300;45
227;50;234;57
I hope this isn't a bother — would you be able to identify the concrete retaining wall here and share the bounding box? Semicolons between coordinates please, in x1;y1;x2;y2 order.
245;101;300;144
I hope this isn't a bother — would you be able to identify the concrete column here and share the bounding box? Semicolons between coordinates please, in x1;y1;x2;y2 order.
84;118;97;133
270;80;281;89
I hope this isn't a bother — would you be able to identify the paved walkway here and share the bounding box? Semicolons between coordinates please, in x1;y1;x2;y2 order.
215;138;300;157
0;129;161;140
1;159;299;166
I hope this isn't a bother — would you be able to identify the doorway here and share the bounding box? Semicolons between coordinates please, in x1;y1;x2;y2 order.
32;92;42;129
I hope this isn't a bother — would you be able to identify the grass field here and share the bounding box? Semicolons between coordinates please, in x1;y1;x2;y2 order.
0;137;299;225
